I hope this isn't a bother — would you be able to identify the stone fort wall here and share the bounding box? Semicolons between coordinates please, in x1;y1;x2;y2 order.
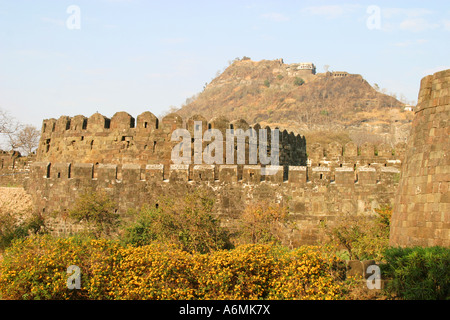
0;151;34;187
390;69;450;247
36;112;307;180
26;139;404;245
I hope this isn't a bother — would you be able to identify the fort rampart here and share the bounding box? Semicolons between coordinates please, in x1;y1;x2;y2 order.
26;141;402;244
0;111;408;245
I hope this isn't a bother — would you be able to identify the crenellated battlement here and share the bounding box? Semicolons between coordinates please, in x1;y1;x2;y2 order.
36;111;307;170
307;141;407;165
30;161;401;186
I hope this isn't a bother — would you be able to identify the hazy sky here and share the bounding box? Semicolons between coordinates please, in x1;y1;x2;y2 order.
0;0;449;130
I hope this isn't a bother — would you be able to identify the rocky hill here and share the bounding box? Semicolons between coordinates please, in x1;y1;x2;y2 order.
177;58;413;146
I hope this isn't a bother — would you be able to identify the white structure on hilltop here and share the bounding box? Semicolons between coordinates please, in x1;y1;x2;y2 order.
298;62;315;70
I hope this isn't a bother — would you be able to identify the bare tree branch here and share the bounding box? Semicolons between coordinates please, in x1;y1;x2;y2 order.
0;108;23;150
1;108;39;154
12;125;40;155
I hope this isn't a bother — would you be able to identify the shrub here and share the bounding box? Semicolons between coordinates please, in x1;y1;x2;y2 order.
264;79;270;87
108;243;197;299
319;206;391;261
294;77;304;86
381;246;450;300
0;235;122;300
69;189;119;238
0;212;46;251
233;202;293;246
122;190;232;253
195;244;282;299
0;236;346;300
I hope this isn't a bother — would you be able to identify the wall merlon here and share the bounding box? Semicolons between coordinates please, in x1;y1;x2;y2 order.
72;163;94;179
110;112;135;130
192;164;215;182
30;162;50;178
52;163;71;180
243;165;262;183
145;164;164;181
218;165;238;183
70;115;88;131
97;164;118;181
288;166;307;184
334;168;355;185
357;166;377;184
122;163;142;182
262;166;284;183
169;164;189;182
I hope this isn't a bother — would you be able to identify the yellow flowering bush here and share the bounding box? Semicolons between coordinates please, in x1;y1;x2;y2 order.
194;244;282;299
0;235;122;300
107;244;197;300
0;236;347;300
268;246;344;300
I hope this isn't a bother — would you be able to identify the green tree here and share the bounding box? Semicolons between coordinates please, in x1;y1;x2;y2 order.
382;246;450;300
69;189;119;238
123;190;232;253
319;206;392;260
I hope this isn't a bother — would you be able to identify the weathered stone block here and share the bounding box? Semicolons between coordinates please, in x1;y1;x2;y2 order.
145;164;164;181
335;167;354;184
169;164;189;182
288;166;307;185
263;166;284;183
122;163;141;182
218;165;237;183
243;165;261;183
193;164;215;182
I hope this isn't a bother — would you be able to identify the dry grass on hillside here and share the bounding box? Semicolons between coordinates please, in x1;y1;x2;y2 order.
0;187;33;217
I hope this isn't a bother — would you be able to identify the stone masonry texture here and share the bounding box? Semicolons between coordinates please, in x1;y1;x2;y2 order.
390;69;450;247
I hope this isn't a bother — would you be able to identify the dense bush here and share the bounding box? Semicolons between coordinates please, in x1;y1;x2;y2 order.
0;235;121;300
381;246;450;300
232;202;293;246
319;206;391;261
69;189;119;238
0;212;46;251
0;235;346;300
122;191;232;253
293;77;304;86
